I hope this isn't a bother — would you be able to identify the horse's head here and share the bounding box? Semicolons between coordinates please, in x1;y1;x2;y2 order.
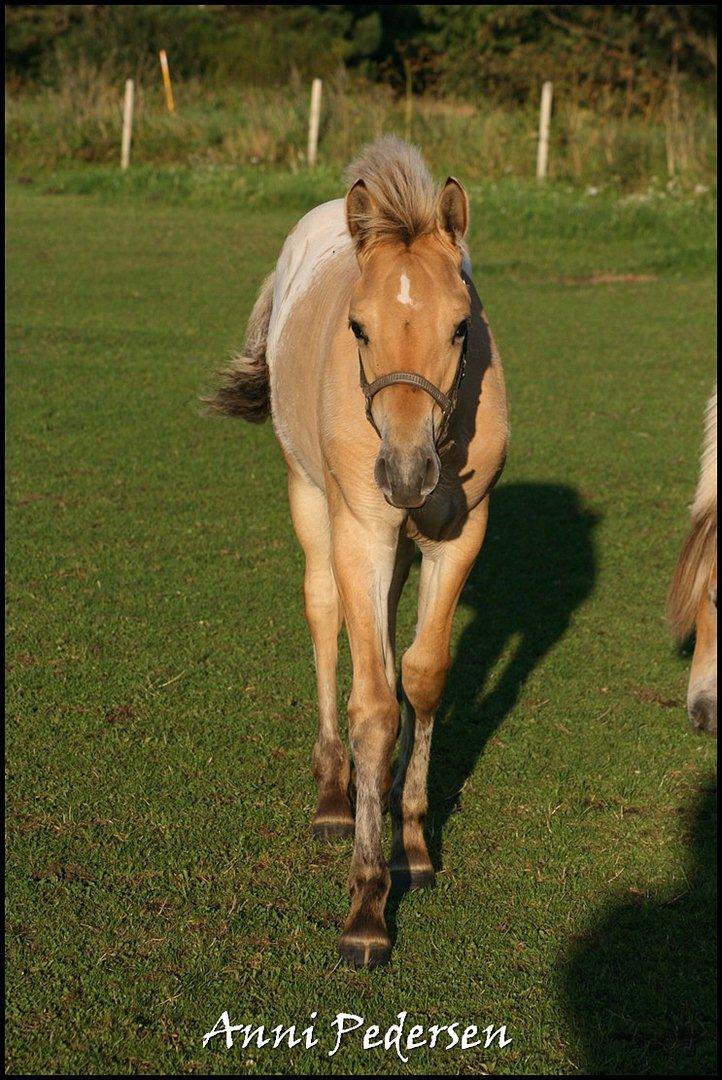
346;176;471;509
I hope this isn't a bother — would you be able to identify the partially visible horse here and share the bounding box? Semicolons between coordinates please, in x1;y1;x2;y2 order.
206;137;508;966
667;387;717;735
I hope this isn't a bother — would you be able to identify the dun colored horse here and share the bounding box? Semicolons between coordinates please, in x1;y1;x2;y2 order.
667;387;717;736
207;137;508;966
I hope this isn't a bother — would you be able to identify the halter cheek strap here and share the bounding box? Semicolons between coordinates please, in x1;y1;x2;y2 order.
358;332;467;447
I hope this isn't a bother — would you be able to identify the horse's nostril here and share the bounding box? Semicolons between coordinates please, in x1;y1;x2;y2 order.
421;454;440;496
374;454;390;494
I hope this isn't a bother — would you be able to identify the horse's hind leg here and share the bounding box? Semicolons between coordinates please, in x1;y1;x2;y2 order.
392;500;489;887
287;473;353;839
388;534;416;684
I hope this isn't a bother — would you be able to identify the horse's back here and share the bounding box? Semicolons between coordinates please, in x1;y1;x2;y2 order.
266;199;358;485
267;198;353;362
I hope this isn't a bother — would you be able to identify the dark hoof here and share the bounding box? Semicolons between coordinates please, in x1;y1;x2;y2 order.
339;937;391;970
312;819;355;841
391;865;436;891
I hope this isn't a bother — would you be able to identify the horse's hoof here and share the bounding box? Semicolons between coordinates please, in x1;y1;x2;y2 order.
312;819;355;841
391;865;436;891
406;867;437;890
339;936;391;970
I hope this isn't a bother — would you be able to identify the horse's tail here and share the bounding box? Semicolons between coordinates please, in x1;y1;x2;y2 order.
203;271;275;421
667;387;717;641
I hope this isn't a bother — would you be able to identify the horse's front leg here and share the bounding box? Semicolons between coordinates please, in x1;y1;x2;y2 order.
330;501;402;968
391;499;490;886
287;472;352;838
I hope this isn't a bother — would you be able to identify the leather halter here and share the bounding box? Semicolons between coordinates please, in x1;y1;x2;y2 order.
358;329;468;447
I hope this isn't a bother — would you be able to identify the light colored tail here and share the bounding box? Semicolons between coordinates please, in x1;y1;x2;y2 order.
203;271;275;422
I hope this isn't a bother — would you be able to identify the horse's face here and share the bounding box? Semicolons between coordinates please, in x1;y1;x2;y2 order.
347;180;471;510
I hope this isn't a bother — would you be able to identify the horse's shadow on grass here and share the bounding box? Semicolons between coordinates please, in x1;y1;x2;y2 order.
561;781;717;1074
386;481;600;931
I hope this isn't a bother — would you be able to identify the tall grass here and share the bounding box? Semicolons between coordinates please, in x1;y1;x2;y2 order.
5;66;717;190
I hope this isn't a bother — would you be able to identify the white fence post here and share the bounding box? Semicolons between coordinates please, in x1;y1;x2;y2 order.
120;79;134;170
307;78;322;169
536;81;553;180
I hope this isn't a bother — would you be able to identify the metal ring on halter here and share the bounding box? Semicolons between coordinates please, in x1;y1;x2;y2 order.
358;331;467;447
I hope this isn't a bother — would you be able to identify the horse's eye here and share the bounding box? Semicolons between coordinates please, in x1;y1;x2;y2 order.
454;319;469;341
349;320;366;342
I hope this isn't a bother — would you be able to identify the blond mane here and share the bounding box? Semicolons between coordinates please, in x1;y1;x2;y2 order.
667;386;717;640
344;135;443;251
692;387;717;522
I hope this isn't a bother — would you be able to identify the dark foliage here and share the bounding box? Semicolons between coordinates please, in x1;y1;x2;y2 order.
5;4;717;110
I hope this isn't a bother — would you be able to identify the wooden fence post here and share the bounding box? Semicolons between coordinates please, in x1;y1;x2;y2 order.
307;78;322;169
120;79;134;170
536;81;553;180
159;50;175;113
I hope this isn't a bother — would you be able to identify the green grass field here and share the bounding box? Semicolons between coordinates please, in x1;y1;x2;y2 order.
5;169;716;1075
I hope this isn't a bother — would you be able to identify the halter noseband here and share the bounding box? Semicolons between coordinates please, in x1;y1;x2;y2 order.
358;330;467;447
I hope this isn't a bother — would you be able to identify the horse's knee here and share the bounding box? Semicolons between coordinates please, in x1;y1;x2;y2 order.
402;645;450;717
303;572;338;630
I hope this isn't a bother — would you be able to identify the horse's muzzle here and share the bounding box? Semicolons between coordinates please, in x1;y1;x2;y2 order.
689;689;717;736
374;441;440;509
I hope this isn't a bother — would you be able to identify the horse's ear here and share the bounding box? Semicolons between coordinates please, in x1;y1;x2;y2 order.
437;177;469;244
345;178;376;245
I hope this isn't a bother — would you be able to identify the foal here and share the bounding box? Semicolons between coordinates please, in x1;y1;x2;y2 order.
668;387;717;735
207;137;508;966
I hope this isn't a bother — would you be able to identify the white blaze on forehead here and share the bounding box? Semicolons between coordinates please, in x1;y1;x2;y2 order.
396;272;421;308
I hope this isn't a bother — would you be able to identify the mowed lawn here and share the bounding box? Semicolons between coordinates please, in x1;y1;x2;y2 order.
5;176;716;1075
